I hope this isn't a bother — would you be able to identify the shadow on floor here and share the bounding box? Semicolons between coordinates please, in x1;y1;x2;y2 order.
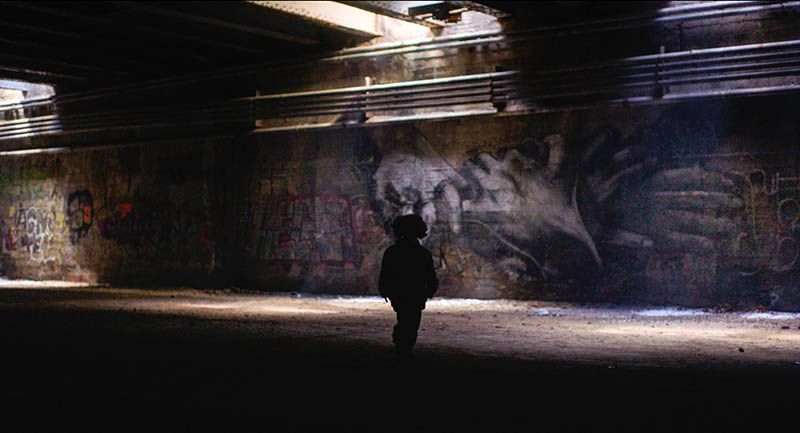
1;306;796;432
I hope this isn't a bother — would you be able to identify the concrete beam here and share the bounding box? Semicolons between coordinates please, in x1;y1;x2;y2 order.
248;1;382;38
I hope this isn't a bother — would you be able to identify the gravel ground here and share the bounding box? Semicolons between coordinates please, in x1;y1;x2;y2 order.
1;284;799;432
2;285;798;368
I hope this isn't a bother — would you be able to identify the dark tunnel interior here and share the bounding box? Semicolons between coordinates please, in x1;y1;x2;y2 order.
2;2;800;431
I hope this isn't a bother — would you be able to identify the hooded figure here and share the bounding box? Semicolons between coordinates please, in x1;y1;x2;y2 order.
379;214;439;360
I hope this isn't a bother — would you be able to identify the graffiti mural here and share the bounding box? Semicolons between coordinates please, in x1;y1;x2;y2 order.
358;112;800;307
98;200;190;248
251;193;380;267
66;190;93;244
13;206;56;264
0;146;213;283
732;169;800;274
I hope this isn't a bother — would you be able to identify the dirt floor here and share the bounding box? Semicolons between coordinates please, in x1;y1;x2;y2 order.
2;283;799;432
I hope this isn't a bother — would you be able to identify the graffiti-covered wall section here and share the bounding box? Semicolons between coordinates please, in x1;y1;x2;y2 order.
238;95;800;310
0;141;216;284
234;132;385;294
2;94;799;310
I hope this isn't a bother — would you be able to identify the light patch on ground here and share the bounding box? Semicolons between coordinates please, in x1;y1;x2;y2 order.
428;299;497;307
332;296;383;304
177;301;336;316
593;324;745;339
634;307;709;318
251;305;336;315
529;308;563;316
740;311;800;320
2;287;800;368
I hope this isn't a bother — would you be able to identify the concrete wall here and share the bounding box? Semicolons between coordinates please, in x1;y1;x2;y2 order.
235;95;800;310
0;140;217;285
2;95;799;310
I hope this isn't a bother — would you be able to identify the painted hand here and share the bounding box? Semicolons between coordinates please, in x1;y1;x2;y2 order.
457;134;601;278
372;141;463;236
578;127;744;260
629;166;744;255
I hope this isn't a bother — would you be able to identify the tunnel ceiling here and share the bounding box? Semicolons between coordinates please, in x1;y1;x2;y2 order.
0;1;381;89
2;1;707;89
2;1;800;152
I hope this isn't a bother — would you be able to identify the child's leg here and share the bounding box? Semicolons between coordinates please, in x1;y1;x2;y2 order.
394;309;422;356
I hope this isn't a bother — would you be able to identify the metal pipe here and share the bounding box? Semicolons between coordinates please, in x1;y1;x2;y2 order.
0;83;511;136
251;72;516;100
525;49;800;85
0;85;513;134
4;77;500;126
0;106;254;135
264;83;498;109
264;95;494;118
526;58;800;91
525;39;800;79
0;102;252;128
0;118;253;141
655;1;762;14
663;83;800;100
0;112;254;138
4;58;800;137
268;81;492;105
262;88;493;114
528;66;800;100
5;42;800;141
267;90;501;117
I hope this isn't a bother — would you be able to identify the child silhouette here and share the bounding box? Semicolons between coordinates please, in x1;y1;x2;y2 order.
378;214;439;360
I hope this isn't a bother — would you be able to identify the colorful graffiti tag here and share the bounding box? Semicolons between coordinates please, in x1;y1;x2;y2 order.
99;201;179;246
66;190;93;245
251;193;379;267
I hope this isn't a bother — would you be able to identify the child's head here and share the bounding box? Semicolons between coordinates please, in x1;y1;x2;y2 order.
392;214;428;240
